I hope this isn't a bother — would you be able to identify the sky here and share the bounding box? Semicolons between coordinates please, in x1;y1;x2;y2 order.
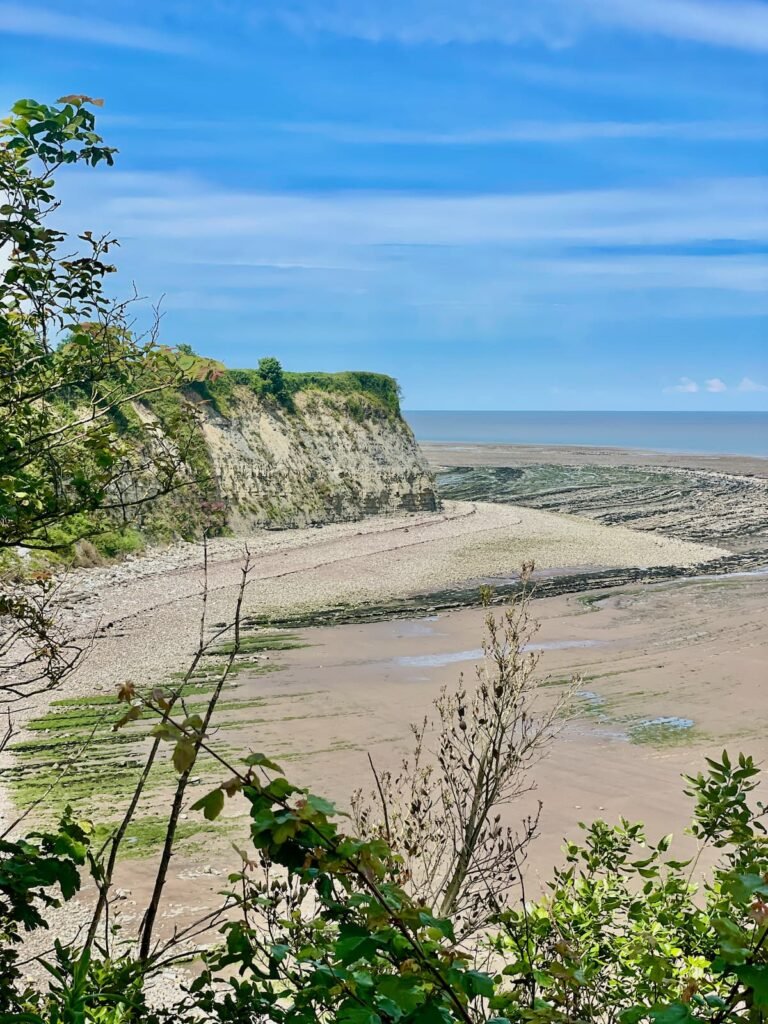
1;0;767;411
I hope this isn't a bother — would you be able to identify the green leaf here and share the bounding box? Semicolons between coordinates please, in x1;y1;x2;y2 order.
734;965;768;1009
417;912;455;943
173;738;196;774
722;871;768;902
712;915;750;963
264;777;296;800
412;1002;453;1024
191;788;225;821
619;1009;650;1024
461;969;495;999
337;1007;382;1024
377;976;424;1015
306;793;336;815
336;935;379;965
650;1003;697;1023
657;833;673;852
244;751;282;771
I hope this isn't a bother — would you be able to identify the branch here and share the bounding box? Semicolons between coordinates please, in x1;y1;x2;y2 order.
137;547;252;961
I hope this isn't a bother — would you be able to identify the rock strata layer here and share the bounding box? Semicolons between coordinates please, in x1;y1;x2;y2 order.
436;464;768;551
196;388;438;528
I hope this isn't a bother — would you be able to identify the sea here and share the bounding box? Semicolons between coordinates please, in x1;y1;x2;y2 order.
404;411;768;458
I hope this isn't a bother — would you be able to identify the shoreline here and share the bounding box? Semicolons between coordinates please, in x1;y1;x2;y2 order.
0;499;728;720
245;553;768;629
12;563;767;961
3;466;766;962
419;441;768;477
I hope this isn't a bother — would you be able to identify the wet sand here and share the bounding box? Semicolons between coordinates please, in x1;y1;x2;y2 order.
219;571;767;882
20;568;764;961
4;443;766;962
13;500;722;705
420;441;768;477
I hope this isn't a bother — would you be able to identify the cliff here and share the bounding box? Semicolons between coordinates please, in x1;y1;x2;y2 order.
128;363;439;539
192;380;438;529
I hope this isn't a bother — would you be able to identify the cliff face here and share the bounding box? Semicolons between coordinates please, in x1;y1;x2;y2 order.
193;386;438;529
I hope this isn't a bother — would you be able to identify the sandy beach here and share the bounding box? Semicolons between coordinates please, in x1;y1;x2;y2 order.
19;498;725;701
420;441;768;477
228;568;768;870
2;441;766;960
25;567;766;951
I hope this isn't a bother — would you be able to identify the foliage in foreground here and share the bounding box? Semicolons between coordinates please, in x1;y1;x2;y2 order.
495;750;768;1021
1;578;766;1022
1;747;767;1022
0;97;204;560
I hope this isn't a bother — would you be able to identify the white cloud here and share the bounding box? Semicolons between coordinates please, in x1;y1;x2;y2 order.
581;0;768;53
49;170;768;328
705;377;728;391
737;376;768;392
60;172;768;249
665;377;700;393
279;119;768;145
533;255;768;293
0;2;192;53
255;0;768;53
258;0;566;47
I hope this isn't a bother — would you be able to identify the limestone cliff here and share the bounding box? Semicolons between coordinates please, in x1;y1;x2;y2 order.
189;382;438;529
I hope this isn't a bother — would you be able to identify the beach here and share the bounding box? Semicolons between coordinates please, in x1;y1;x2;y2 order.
13;498;727;702
232;568;768;870
2;440;767;956
419;441;768;477
16;558;766;956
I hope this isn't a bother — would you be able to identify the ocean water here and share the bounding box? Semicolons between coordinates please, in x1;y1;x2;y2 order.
404;411;768;457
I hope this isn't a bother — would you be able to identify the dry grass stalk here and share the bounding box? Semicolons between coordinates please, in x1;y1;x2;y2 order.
353;564;577;940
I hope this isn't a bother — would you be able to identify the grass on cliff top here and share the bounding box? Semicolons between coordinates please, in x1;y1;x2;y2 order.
286;370;401;413
188;363;402;421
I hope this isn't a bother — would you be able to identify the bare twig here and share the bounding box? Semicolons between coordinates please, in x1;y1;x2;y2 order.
367;753;391;845
137;548;252;961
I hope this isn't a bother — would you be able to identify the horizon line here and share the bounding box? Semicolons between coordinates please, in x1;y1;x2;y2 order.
402;408;768;414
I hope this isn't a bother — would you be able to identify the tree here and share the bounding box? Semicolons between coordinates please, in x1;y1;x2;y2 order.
493;752;768;1021
0;97;195;556
257;355;289;403
0;97;211;706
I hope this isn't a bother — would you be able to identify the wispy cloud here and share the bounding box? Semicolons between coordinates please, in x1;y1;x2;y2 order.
665;376;700;392
485;55;763;107
705;377;727;391
0;2;193;53
533;255;768;293
280;119;768;145
580;0;768;54
66;172;768;249
53;170;768;336
255;0;768;53
258;1;565;47
738;376;768;391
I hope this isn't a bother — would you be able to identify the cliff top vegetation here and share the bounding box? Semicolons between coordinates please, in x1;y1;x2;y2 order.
171;346;402;419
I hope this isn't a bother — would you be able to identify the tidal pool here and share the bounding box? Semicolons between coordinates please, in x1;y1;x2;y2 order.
393;638;604;669
628;716;695;745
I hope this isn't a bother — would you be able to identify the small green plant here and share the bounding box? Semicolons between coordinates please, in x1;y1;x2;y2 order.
493;751;768;1021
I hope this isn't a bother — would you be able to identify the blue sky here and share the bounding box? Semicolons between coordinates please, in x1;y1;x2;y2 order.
1;0;767;410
